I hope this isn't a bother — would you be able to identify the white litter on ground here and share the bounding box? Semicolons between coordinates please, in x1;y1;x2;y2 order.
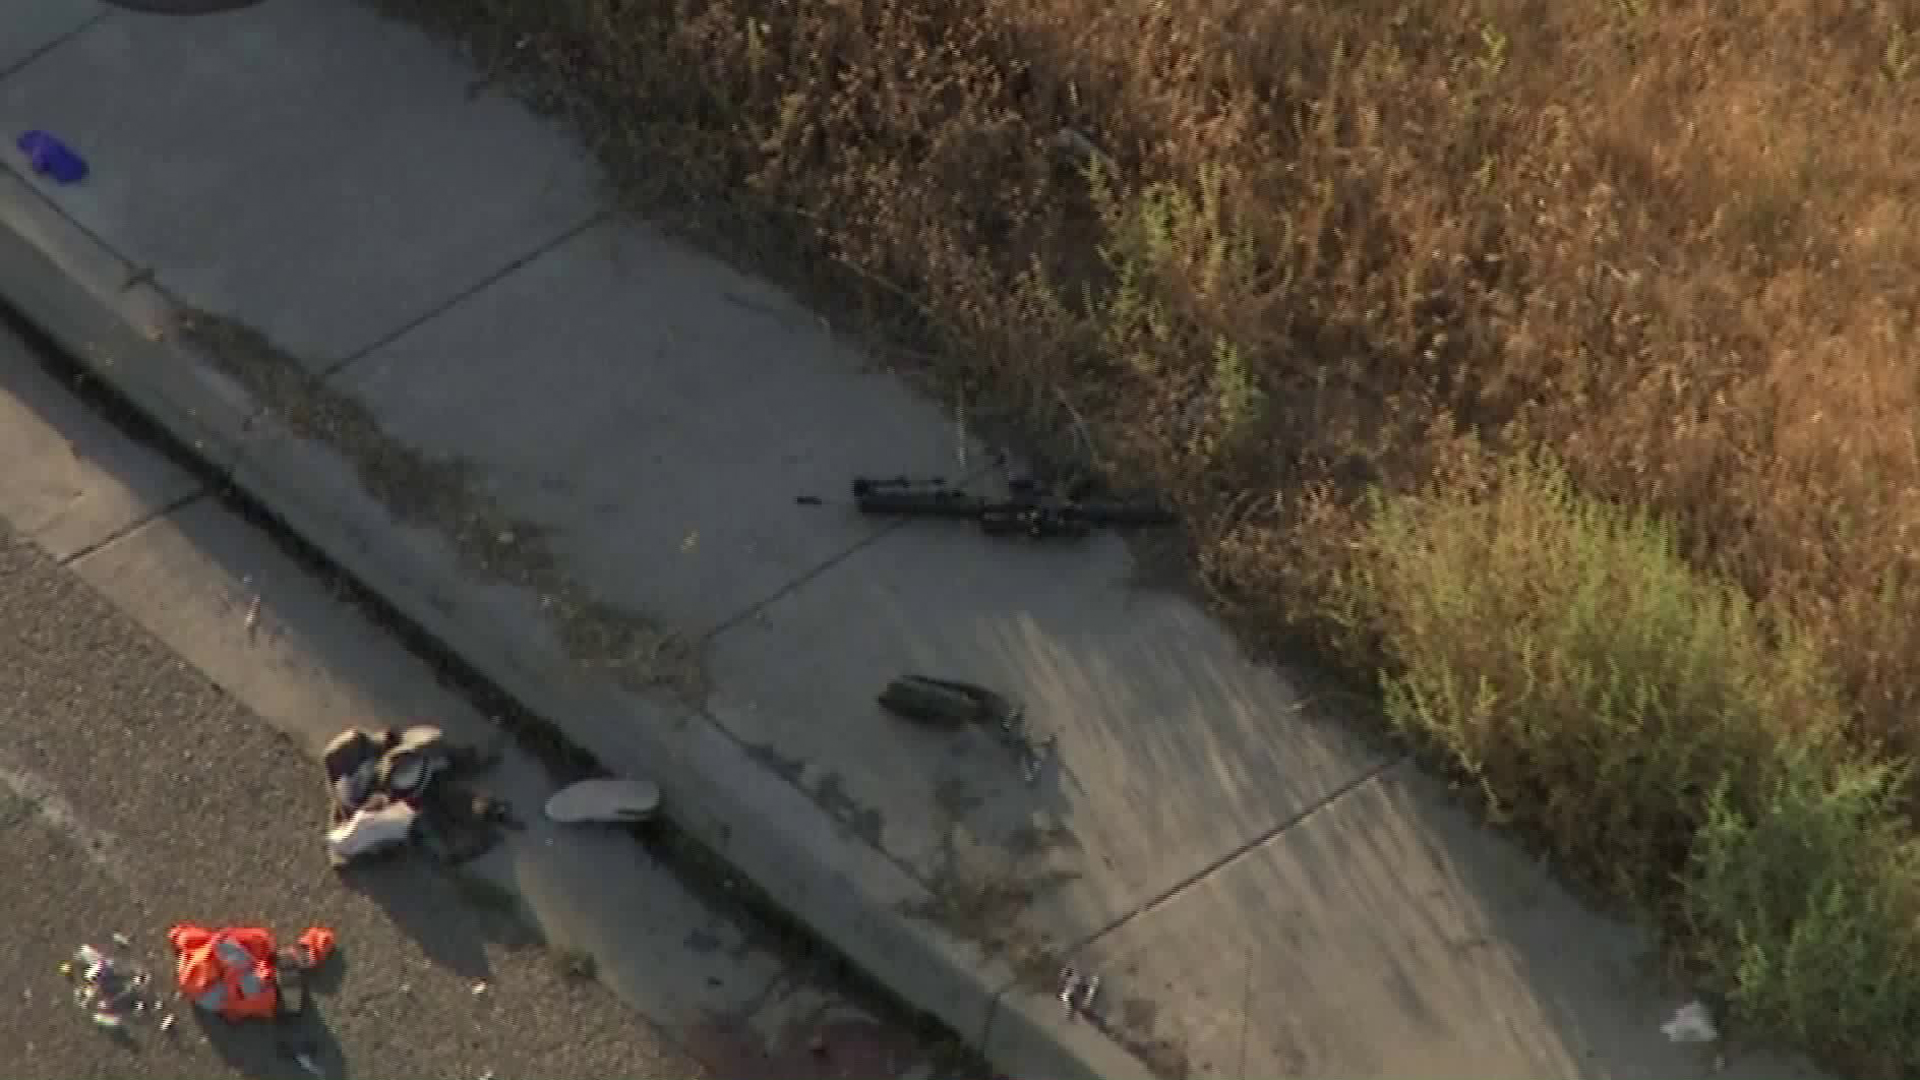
1661;999;1719;1043
544;778;660;824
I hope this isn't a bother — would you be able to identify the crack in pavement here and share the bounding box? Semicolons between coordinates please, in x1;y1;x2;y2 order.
0;7;110;83
315;209;612;381
1054;754;1409;965
693;453;1009;645
55;488;206;568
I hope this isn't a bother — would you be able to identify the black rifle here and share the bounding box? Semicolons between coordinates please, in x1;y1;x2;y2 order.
850;475;1175;539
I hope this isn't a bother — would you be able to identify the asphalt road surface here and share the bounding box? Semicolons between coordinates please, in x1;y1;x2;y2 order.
0;523;721;1079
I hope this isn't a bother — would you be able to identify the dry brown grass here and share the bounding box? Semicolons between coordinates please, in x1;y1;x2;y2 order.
360;0;1920;1065
374;0;1920;741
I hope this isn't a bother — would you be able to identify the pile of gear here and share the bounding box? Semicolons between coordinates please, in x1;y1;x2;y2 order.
322;724;519;867
169;922;340;1075
168;923;336;1024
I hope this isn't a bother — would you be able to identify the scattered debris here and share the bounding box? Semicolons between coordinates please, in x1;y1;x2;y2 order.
846;474;1175;540
322;724;515;867
996;717;1057;786
1661;999;1719;1043
244;595;263;639
544;777;661;825
62;941;162;1031
15;130;88;185
470;980;489;996
878;675;1055;784
1058;966;1101;1020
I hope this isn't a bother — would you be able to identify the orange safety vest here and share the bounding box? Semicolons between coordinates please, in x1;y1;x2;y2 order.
168;924;280;1022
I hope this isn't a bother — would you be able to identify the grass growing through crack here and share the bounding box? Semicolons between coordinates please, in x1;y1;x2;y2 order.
910;792;1188;1075
900;868;1074;989
904;781;1079;991
176;310;707;701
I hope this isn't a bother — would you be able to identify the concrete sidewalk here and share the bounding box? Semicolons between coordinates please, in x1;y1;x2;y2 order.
0;3;1827;1077
0;317;948;1080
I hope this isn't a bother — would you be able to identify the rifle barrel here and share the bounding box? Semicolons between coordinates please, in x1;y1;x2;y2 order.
852;488;990;519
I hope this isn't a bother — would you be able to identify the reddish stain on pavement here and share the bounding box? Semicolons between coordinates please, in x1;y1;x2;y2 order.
682;1012;927;1080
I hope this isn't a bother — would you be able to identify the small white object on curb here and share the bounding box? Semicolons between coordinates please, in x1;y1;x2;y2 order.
1058;967;1100;1020
545;778;660;824
1661;999;1719;1043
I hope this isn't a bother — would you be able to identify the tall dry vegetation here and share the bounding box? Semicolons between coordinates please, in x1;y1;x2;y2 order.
402;0;1920;729
368;0;1920;1067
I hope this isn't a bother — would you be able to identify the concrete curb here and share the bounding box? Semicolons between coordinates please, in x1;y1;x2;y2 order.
0;171;1155;1080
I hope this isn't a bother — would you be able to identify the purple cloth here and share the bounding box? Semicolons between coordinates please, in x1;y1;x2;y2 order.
16;130;88;184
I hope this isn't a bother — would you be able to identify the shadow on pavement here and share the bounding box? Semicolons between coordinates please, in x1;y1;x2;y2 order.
331;856;515;982
303;946;350;996
193;1002;348;1080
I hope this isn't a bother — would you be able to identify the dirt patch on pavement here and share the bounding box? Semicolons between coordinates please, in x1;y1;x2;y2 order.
177;308;708;702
